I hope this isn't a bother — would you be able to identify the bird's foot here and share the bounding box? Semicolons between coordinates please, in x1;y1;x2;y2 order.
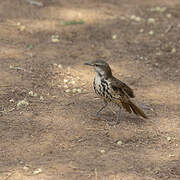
96;112;100;117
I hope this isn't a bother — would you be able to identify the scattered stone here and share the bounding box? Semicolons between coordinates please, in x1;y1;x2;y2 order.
150;7;167;12
17;22;21;26
65;89;71;93
40;96;44;101
9;65;14;69
148;18;155;24
33;168;42;175
149;30;154;35
64;79;68;83
77;89;82;93
100;149;105;153
167;136;171;141
29;91;38;97
117;140;123;145
130;15;142;22
72;88;77;93
130;15;136;20
70;80;76;85
23;166;29;171
17;99;29;108
135;17;141;22
9;99;14;103
112;34;117;40
58;64;63;68
51;35;60;43
19;25;25;32
166;13;172;18
171;48;176;53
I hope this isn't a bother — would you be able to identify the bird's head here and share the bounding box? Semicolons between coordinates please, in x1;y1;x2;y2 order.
84;60;112;78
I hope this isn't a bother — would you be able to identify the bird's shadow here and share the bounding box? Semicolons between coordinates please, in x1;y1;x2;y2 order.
89;111;147;126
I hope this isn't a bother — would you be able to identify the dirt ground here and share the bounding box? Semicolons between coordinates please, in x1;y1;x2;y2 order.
0;0;180;179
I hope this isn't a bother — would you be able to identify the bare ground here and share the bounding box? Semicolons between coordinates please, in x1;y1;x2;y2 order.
0;0;180;179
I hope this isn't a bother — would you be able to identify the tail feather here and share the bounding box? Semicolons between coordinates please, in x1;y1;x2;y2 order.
128;100;148;119
121;102;132;113
121;100;148;119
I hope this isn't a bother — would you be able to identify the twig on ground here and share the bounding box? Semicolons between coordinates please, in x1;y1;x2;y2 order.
9;66;33;73
165;24;173;34
3;171;15;180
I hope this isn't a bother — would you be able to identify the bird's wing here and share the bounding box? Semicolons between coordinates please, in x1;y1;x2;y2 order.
110;77;135;98
109;77;147;118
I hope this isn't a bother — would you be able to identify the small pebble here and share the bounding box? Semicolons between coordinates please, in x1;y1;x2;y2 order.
148;18;155;24
166;14;172;18
9;65;13;69
51;35;60;43
72;88;77;93
150;7;166;12
130;15;136;20
168;154;175;157
149;30;154;35
117;140;123;145
19;25;25;31
65;89;70;93
171;48;176;53
40;96;44;101
9;99;14;103
51;38;59;43
17;99;29;108
29;91;37;97
33;168;42;175
167;136;171;141
70;80;75;84
23;166;29;171
17;22;21;26
77;89;82;93
64;79;68;83
135;17;141;22
112;34;117;40
58;64;63;68
100;150;105;153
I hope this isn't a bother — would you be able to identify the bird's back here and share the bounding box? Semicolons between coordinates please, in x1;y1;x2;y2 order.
93;74;135;99
110;76;135;98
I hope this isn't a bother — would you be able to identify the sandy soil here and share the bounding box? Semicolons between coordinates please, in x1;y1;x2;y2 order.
0;0;180;179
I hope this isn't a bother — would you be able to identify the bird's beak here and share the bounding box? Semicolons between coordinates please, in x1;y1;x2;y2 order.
84;62;93;66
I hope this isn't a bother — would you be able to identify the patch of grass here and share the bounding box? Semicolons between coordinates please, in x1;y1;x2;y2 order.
62;20;85;25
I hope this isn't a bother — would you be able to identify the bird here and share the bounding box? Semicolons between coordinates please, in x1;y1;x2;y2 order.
84;60;147;124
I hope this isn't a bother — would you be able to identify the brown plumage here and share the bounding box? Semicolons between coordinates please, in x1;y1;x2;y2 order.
84;60;147;124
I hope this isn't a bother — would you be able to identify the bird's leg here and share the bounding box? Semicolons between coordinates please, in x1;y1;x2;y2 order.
115;107;121;124
96;100;108;116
